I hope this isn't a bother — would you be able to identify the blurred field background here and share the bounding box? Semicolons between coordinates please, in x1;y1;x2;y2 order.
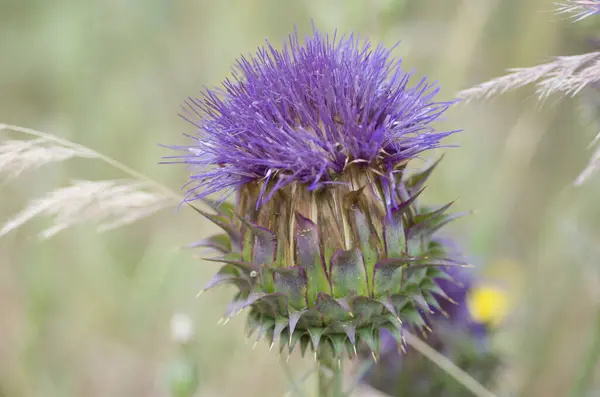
2;0;600;396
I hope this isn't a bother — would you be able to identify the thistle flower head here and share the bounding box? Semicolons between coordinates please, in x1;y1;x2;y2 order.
175;29;456;203
173;28;465;360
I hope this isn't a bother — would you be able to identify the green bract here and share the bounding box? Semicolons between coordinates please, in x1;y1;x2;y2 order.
195;159;467;359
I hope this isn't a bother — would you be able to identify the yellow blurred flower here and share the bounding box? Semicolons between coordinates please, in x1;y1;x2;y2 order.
467;285;510;327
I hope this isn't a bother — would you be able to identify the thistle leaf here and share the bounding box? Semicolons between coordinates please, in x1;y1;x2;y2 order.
373;261;404;297
272;267;308;310
186;233;232;253
329;249;369;298
351;208;380;295
383;206;407;258
405;156;444;193
315;293;352;323
307;327;326;352
357;326;379;355
294;213;330;305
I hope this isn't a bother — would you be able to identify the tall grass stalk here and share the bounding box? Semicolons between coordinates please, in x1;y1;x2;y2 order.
568;307;600;397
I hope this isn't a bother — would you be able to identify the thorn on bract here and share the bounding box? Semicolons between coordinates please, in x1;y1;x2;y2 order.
371;351;378;363
399;343;407;354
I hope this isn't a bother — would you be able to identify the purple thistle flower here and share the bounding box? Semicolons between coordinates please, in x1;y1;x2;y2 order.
173;27;468;365
170;28;457;203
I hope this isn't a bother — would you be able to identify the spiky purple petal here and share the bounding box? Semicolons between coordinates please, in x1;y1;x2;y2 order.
171;29;457;202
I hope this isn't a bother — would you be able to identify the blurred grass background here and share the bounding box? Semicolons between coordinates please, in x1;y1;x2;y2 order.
2;0;600;396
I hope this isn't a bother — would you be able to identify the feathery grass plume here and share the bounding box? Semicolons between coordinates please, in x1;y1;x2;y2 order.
362;266;507;397
0;123;178;238
0;138;96;181
458;7;600;185
0;179;172;239
457;52;600;102
168;27;468;370
556;1;600;21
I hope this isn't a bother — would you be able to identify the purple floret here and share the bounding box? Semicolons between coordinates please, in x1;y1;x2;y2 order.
170;28;458;202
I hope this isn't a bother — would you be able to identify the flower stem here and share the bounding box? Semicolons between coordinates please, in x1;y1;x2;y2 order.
403;331;498;397
317;345;343;397
568;305;600;397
